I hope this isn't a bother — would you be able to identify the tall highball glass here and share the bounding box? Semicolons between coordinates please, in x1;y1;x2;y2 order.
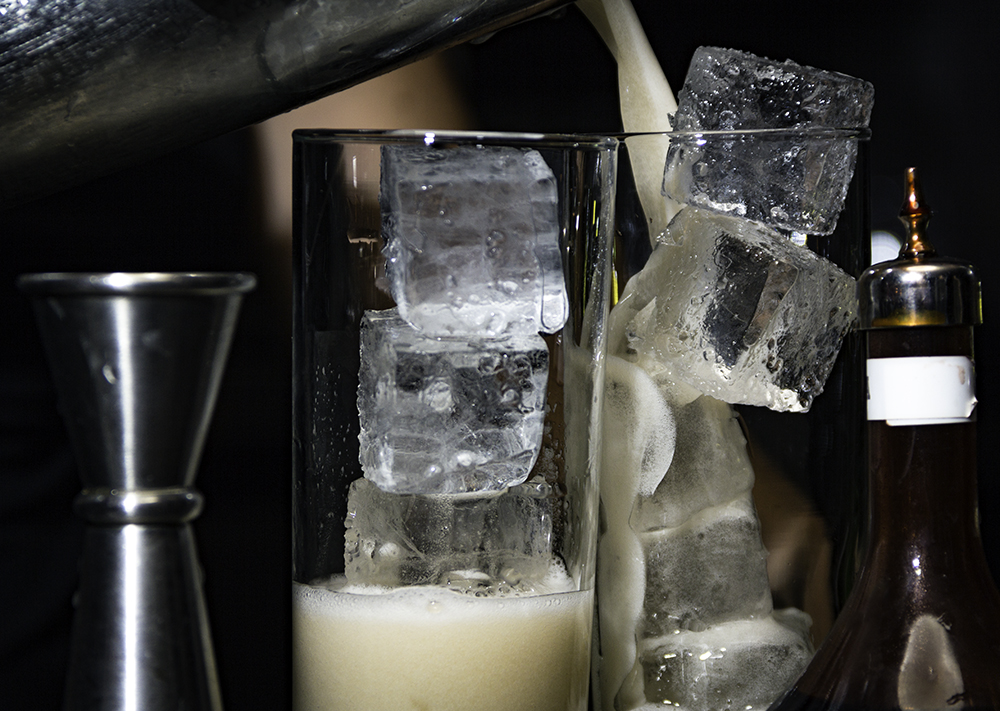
595;128;870;711
291;130;618;711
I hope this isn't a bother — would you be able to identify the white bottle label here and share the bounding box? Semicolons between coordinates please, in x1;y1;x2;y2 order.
867;356;976;426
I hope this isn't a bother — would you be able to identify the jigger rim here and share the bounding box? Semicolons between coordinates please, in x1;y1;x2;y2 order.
17;271;257;296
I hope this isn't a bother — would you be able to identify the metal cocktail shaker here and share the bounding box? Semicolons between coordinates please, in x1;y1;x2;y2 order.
0;0;569;208
18;272;255;711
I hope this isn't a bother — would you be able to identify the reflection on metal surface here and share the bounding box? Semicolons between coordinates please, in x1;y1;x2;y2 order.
18;272;254;710
0;0;569;208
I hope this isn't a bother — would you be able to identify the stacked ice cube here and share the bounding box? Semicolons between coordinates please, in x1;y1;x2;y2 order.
358;309;548;495
597;46;872;711
381;144;568;337
345;477;555;593
622;207;857;413
637;613;813;711
665;46;874;236
346;143;568;593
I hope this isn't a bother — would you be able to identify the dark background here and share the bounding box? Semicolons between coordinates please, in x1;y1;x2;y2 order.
2;1;997;708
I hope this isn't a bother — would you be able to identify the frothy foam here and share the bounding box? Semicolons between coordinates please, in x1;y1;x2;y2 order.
293;578;593;711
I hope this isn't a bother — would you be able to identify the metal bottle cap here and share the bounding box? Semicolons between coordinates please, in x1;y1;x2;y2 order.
859;167;982;329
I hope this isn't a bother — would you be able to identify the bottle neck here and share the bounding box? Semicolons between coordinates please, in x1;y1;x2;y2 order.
778;325;1000;707
862;326;986;589
865;419;979;581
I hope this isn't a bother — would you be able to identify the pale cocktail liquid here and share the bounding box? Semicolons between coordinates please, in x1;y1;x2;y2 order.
293;577;593;711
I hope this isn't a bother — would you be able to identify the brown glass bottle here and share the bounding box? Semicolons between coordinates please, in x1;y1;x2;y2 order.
769;169;1000;711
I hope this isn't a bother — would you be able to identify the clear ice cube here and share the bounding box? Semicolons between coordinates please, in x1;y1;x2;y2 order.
631;394;755;532
380;144;568;336
638;495;772;636
664;46;874;235
358;309;548;494
637;615;814;711
344;476;555;592
672;46;874;133
623;207;856;413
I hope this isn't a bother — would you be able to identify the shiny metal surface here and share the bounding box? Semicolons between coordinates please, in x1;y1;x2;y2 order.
18;272;255;711
859;168;981;328
0;0;568;209
66;525;222;711
859;256;982;328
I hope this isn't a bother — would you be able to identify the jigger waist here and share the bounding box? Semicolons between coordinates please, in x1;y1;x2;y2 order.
74;487;204;525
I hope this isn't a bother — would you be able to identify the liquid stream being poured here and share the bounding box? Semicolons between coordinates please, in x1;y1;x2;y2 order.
577;3;817;711
577;0;679;243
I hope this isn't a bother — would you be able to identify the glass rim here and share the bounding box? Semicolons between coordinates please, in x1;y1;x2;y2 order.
292;127;869;147
618;126;871;140
292;128;619;150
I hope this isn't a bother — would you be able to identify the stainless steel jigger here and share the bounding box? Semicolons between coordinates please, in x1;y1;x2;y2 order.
18;272;256;711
